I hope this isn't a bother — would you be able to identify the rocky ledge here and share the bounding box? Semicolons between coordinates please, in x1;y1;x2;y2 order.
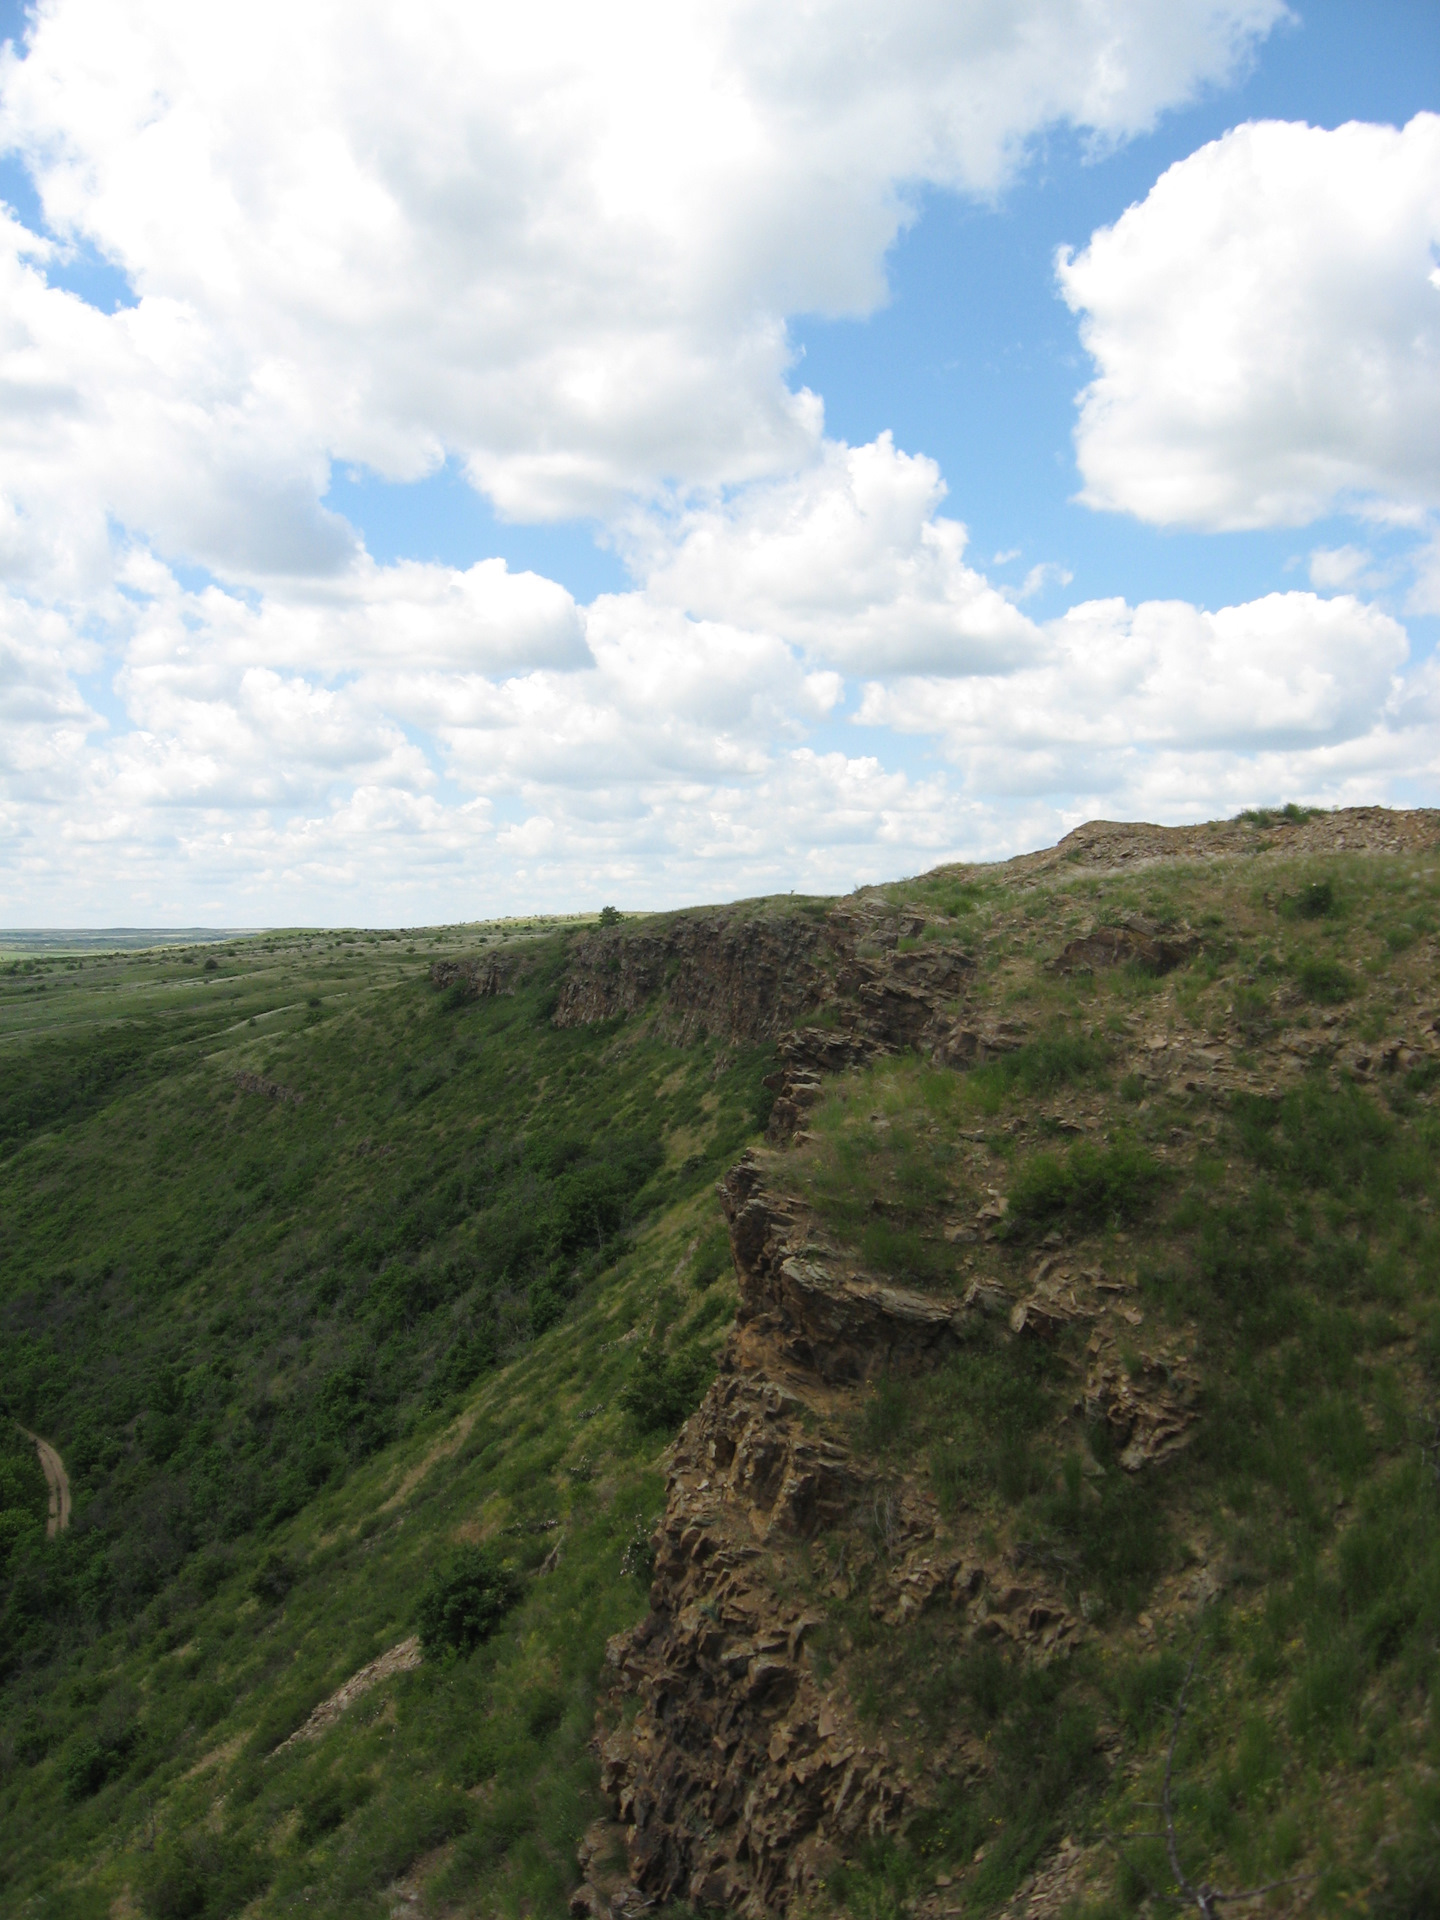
573;1142;1197;1918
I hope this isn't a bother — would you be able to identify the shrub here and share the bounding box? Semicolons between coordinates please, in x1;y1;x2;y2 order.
927;1340;1054;1512
1008;1138;1163;1230
1292;878;1336;919
972;1033;1110;1107
61;1725;137;1801
1240;802;1319;827
248;1551;295;1605
139;1831;269;1920
416;1543;522;1657
1232;1078;1396;1195
1232;985;1274;1044
619;1341;715;1433
295;1771;375;1846
1294;953;1355;1004
691;1226;732;1290
862;1376;910;1451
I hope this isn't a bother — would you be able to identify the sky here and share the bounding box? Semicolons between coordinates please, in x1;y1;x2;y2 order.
0;1;1436;925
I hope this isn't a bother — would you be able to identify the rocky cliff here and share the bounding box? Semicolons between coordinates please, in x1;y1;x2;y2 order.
550;905;832;1043
568;807;1440;1920
573;1138;1207;1918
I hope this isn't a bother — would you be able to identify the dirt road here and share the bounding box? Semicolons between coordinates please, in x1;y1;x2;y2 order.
19;1428;71;1536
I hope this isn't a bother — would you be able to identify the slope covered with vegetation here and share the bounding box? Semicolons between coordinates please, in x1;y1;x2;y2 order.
3;810;1440;1919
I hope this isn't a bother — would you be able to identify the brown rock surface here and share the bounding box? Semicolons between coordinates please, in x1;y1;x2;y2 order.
1051;922;1197;976
552;908;832;1042
585;1166;941;1917
579;1158;1099;1918
429;953;528;998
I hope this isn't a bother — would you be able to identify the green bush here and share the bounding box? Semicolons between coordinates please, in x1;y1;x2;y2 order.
248;1550;295;1605
861;1376;910;1451
691;1226;732;1289
61;1725;137;1801
618;1341;715;1433
139;1831;269;1920
416;1543;523;1657
1232;984;1274;1044
971;1033;1110;1108
295;1770;375;1846
1292;878;1336;919
926;1340;1054;1511
1008;1138;1163;1230
1294;953;1356;1003
1232;1078;1398;1196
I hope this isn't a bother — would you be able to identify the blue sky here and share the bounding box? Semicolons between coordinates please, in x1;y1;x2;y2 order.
0;1;1435;921
321;0;1440;623
799;0;1440;627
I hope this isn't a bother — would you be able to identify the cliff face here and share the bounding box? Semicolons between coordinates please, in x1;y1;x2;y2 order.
577;1155;951;1917
551;900;990;1097
564;907;1003;1919
550;908;832;1043
549;810;1440;1919
573;1143;1187;1919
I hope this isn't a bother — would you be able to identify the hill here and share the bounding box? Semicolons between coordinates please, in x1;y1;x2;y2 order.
3;807;1440;1918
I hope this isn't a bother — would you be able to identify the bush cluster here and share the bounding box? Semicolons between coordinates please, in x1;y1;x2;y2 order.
416;1543;523;1657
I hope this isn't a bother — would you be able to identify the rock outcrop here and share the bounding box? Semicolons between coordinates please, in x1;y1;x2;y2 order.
551;899;978;1062
430;953;528;998
578;1161;955;1918
576;1188;1204;1915
947;805;1440;890
1051;921;1197;976
552;908;832;1042
233;1070;303;1106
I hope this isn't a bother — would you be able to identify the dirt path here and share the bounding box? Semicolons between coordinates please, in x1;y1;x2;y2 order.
19;1428;71;1536
270;1637;422;1754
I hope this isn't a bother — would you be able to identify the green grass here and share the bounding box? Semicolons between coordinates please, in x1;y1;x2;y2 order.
7;841;1440;1917
0;919;761;1916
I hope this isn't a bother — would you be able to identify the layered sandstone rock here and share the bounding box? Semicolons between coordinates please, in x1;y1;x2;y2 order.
577;1165;949;1918
552;908;832;1043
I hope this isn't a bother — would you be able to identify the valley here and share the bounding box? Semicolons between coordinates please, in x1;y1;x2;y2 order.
3;810;1440;1918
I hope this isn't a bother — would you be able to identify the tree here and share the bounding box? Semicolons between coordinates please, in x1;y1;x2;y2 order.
416;1543;522;1656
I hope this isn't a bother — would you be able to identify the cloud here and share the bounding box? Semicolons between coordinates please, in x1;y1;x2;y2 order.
1058;113;1440;531
1308;545;1372;590
857;590;1413;807
631;434;1041;674
0;0;1285;576
3;486;1431;924
6;6;1435;923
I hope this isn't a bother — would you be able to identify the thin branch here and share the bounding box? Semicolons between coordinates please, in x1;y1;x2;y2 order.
1207;1873;1320;1908
1160;1631;1318;1917
1161;1641;1205;1910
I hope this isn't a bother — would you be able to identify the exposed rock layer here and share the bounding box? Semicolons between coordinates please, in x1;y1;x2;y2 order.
552;910;832;1042
579;1160;943;1917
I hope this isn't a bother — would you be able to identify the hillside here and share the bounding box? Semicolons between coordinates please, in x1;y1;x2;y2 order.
4;807;1440;1918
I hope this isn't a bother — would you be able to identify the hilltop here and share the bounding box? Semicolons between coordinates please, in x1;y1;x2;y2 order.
3;806;1440;1919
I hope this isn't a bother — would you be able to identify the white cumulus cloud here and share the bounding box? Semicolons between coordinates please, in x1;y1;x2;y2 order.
858;589;1415;810
4;2;1434;922
0;0;1285;576
631;434;1041;675
1058;113;1440;530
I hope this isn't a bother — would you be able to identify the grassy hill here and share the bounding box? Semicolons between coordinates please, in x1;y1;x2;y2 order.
3;811;1440;1918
